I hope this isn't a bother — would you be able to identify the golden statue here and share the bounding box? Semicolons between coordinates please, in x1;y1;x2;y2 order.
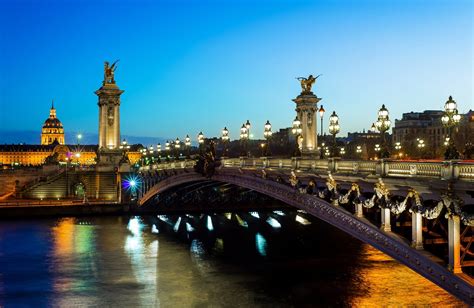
297;74;321;94
103;60;119;85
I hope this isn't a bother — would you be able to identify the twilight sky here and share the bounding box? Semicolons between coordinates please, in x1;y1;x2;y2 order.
0;0;472;142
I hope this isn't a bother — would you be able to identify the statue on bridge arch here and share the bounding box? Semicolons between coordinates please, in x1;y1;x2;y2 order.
296;74;321;94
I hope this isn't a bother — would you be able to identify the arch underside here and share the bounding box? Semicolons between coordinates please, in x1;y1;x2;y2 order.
139;170;473;304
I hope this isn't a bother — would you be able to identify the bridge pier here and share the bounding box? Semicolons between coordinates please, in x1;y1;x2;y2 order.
380;208;391;232
411;211;423;250
448;215;462;274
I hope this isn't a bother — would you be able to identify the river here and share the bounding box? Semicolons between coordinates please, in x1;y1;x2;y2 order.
0;211;463;307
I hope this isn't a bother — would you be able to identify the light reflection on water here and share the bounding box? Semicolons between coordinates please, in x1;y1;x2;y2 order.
0;212;465;307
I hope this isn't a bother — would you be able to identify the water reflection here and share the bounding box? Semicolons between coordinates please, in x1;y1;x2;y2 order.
0;211;464;306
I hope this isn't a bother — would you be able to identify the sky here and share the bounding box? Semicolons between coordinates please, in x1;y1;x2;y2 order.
0;0;472;143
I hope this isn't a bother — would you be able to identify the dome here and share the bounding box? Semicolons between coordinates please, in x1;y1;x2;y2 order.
43;117;63;128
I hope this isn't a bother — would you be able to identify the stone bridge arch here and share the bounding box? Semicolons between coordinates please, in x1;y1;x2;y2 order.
138;170;473;304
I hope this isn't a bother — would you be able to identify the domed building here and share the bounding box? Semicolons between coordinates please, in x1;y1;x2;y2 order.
41;101;65;145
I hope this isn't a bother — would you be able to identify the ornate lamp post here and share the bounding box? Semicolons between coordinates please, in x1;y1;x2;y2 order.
394;142;402;159
197;132;205;154
441;96;462;160
263;120;272;157
356;145;362;156
245;120;251;140
239;124;249;157
221;127;230;157
340;147;345;157
165;141;170;160
328;111;340;157
174;138;181;159
319;105;325;137
374;104;391;158
119;139;130;151
374;144;381;159
292;116;302;157
184;135;191;158
370;123;377;133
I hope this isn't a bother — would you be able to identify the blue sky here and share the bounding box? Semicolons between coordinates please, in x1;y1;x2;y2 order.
0;0;472;143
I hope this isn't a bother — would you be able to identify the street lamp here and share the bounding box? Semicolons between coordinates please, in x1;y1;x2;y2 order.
328;111;340;157
417;138;425;158
374;104;391;158
245;120;251;140
370;123;377;133
75;152;81;165
240;124;249;157
374;144;381;159
221;127;230;157
394;142;402;159
185;135;191;158
441;96;462;159
175;138;181;159
77;133;82;145
319;105;325;137
197;132;205;153
263;120;272;156
165;141;170;159
417;138;425;149
292;116;302;157
119;139;130;150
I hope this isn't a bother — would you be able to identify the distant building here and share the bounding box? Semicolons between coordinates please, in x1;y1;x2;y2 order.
41;102;65;145
392;110;447;148
392;109;473;150
347;129;380;143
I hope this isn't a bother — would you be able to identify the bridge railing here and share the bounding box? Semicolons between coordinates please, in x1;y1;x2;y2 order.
141;157;474;182
222;157;473;181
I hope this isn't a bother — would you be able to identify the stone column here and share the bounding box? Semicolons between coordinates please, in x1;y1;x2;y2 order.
448;215;462;273
355;203;364;218
95;83;124;150
380;208;391;232
411;211;423;250
293;93;321;156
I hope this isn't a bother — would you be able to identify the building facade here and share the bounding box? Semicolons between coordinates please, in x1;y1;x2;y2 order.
392;109;473;158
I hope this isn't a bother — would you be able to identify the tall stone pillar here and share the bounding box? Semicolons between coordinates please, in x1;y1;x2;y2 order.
95;61;126;172
293;75;321;157
448;215;462;273
411;211;423;250
380;208;391;232
95;83;124;150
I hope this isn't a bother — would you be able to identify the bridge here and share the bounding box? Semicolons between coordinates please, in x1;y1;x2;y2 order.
133;157;474;304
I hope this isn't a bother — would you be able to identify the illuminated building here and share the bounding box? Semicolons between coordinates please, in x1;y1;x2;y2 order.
0;104;142;167
41;101;65;145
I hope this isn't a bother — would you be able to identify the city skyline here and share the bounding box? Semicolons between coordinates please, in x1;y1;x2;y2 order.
0;0;472;142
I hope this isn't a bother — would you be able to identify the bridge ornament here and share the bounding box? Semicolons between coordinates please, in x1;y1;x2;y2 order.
318;173;339;205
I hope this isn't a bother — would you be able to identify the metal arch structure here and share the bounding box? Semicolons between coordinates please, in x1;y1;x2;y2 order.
138;168;473;304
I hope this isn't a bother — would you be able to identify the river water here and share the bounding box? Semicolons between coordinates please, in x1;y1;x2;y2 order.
0;211;463;307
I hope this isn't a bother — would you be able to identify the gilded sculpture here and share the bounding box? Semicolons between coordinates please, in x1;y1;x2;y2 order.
103;60;119;85
296;74;321;94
